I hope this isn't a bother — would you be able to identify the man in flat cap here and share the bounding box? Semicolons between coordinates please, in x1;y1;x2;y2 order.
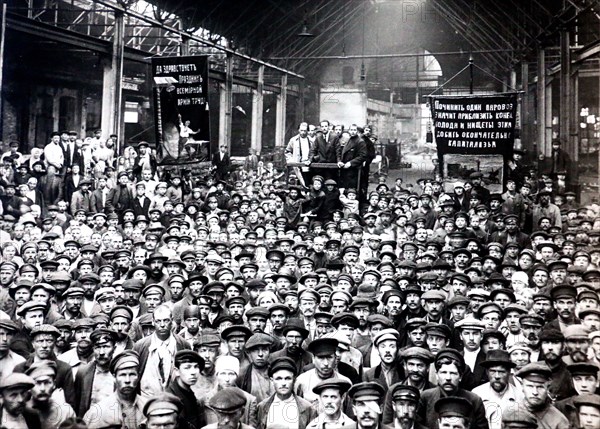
144;392;183;429
516;362;569;429
417;349;488;429
363;328;402;389
238;333;275;403
306;378;355;429
14;324;76;409
26;361;76;429
256;357;316;429
202;386;253;429
0;373;41;429
74;328;118;416
167;350;206;429
546;284;579;333
388;384;426;429
573;394;600;429
434;396;473;429
501;406;538;429
472;350;524;429
348;382;386;429
109;305;135;355
538;328;575;401
295;337;351;405
455;317;487;386
555;362;600;429
191;330;222;400
271;319;313;374
0;319;25;379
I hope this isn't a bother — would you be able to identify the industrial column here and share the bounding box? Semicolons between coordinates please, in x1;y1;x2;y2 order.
560;29;572;153
251;65;264;153
101;9;125;152
537;48;546;155
275;74;288;146
219;53;233;150
521;61;530;150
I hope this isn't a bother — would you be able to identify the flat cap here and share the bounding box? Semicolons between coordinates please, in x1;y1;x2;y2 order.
551;284;577;300
0;373;35;391
90;328;118;345
434;396;472;418
516;362;552;382
519;313;545;327
573;394;600;410
245;333;273;350
401;347;434;363
348;381;385;401
110;350;140;374
209;387;247;413
31;324;60;338
373;328;399;347
424;323;451;339
331;312;359;329
16;301;46;316
269;357;298;376
392;384;420;403
144;392;183;417
454;317;485;331
110;305;134;322
25;361;57;380
174;350;205;369
502;405;538;428
0;319;19;333
421;290;447;301
245;307;270;320
567;362;600;377
539;328;565;342
308;337;338;357
312;377;352;395
563;324;590;340
221;325;252;341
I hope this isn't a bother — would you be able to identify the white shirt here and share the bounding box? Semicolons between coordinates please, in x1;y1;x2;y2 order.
472;382;523;429
463;347;480;372
0;350;25;379
140;334;177;397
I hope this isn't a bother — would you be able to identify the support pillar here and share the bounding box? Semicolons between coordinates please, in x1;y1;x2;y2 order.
537;49;546;155
100;10;124;153
180;34;190;56
275;74;287;147
0;1;6;138
572;68;579;163
219;53;233;151
521;62;529;150
560;29;572;154
251;65;264;154
545;81;553;156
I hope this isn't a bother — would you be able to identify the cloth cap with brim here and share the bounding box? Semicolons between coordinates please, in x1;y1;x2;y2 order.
31;324;60;338
516;362;552;382
209;387;247;413
401;347;434;363
0;319;19;333
550;284;577;300
221;325;252;341
563;324;590;340
567;362;600;377
392;384;420;403
0;373;35;391
25;361;57;379
454;317;485;331
480;349;515;368
424;323;451;339
16;301;46;317
269;357;298;376
502;405;538;428
331;312;359;329
245;333;273;350
281;319;309;338
373;328;399;347
312;378;351;395
110;350;140;374
308;337;338;357
573;394;600;410
174;350;205;370
348;381;385;401
144;393;182;417
434;396;472;418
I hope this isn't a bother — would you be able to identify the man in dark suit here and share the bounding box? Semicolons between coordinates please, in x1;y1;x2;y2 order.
310;120;341;181
338;125;367;192
106;171;134;220
131;141;157;180
92;176;110;214
211;143;231;181
489;214;532;248
74;328;118;416
256;357;316;429
363;329;402;389
14;324;76;410
132;182;151;218
63;131;84;172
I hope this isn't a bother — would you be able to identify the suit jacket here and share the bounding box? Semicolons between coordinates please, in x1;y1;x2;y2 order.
363;363;403;389
106;184;134;215
132;196;151;218
14;354;76;410
62;142;83;171
70;190;96;215
73;360;98;417
132;333;190;380
63;174;82;205
310;131;340;163
256;394;316;429
92;188;109;213
339;136;367;189
0;405;42;429
211;151;231;181
488;230;532;249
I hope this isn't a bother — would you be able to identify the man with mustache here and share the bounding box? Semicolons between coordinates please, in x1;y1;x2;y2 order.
271;319;313;374
237;333;275;403
83;350;146;428
109;306;135;355
363;328;402;389
538;328;576;401
349;382;386;429
472;350;524;429
417;349;488;429
389;385;425;429
546;285;579;333
256;357;316;429
511;362;569;429
167;350;206;429
563;325;592;365
26;361;76;428
306;378;354;429
519;314;545;362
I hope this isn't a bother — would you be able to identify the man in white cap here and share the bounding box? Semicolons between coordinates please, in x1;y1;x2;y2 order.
363;328;402;389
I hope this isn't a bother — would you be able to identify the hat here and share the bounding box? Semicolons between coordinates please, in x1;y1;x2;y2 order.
142;284;166;298
209;387;247;413
245;333;273;350
435;348;465;371
281;319;309;338
312;378;351;395
307;337;338;357
221;325;252;341
197;331;222;348
434;396;472;418
519;313;545;327
454;317;485;331
0;373;35;391
0;319;19;333
16;301;46;317
110;350;140;374
563;324;590;340
566;362;600;377
424;323;451;339
480;349;515;368
421;290;447;301
25;361;57;380
331;312;359;329
245;307;270;320
401;347;434;363
143;393;183;417
516;362;552;382
348;381;385;401
573;394;600;410
31;324;60;338
539;328;565;342
174;350;205;370
269;357;297;376
373;328;399;347
90;328;118;345
391;384;420;403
